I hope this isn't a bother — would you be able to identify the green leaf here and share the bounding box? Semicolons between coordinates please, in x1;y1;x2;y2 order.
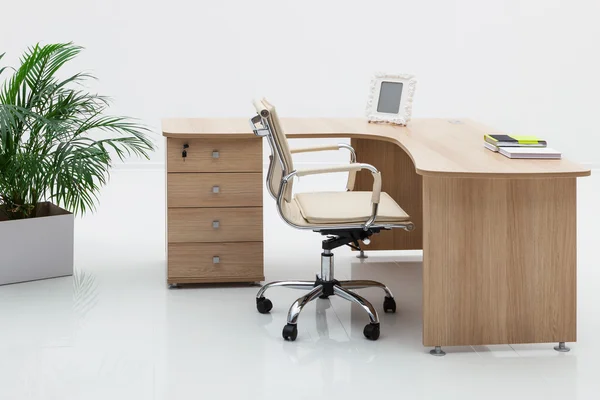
0;42;155;219
0;52;8;76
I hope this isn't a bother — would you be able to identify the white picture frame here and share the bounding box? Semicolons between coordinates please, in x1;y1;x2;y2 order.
365;72;417;125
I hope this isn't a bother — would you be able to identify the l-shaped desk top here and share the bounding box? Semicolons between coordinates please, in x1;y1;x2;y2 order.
162;118;591;178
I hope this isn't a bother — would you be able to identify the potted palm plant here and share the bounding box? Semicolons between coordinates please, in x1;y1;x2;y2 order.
0;43;153;285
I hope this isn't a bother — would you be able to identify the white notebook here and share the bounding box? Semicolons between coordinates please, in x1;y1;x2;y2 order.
498;147;561;159
483;142;499;152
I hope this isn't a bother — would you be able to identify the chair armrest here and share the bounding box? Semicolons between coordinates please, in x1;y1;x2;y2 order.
290;145;340;153
293;163;382;205
281;163;382;229
290;143;354;155
295;163;362;176
290;144;357;191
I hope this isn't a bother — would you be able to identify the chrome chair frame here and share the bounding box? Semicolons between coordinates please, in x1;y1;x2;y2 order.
250;111;412;341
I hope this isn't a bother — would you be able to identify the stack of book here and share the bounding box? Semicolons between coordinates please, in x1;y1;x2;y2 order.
484;134;561;159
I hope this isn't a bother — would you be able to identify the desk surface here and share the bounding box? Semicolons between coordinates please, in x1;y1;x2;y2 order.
162;118;590;178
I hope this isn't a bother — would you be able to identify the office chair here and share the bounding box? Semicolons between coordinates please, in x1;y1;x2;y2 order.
250;99;414;341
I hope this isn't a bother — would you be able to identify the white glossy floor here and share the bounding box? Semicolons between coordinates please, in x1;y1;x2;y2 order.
1;168;599;400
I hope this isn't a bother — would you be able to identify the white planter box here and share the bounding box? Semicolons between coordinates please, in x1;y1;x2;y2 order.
0;202;74;285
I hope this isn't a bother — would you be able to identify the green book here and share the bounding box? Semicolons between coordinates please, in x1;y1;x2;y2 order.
484;134;547;147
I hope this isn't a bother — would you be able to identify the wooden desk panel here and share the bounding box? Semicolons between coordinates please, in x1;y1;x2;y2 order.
352;138;423;250
422;177;577;346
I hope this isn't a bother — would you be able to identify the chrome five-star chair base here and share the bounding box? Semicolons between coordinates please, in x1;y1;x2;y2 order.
256;228;397;341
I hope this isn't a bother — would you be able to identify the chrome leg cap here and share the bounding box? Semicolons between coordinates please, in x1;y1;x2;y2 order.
554;342;571;352
430;346;446;356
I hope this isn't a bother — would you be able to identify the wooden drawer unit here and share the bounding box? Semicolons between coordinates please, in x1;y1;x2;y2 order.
163;131;264;286
168;243;263;283
168;207;262;243
167;138;262;173
167;173;262;208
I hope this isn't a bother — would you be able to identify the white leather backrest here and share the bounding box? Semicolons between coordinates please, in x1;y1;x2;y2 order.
253;98;294;202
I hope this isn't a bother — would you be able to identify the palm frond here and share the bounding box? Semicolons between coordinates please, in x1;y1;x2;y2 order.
23;43;83;108
0;52;8;76
0;43;155;219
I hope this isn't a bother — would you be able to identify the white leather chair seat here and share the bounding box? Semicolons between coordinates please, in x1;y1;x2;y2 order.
294;191;410;224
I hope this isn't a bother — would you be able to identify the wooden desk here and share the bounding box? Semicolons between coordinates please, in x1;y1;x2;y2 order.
163;118;590;348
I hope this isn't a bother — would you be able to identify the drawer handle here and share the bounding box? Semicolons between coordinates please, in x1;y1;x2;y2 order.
212;186;220;193
213;256;220;264
212;220;220;229
212;150;220;159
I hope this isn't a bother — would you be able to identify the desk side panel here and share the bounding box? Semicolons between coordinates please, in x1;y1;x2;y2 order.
352;138;423;250
422;176;577;346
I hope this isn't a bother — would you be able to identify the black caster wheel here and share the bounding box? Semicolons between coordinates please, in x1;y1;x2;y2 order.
256;297;273;314
319;294;330;299
363;323;380;340
282;324;298;341
383;296;396;313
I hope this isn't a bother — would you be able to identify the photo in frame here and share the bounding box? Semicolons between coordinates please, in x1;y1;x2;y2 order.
365;73;417;125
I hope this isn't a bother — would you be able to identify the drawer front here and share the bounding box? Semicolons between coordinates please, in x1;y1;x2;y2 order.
168;242;263;279
168;173;262;207
167;138;262;173
168;207;263;243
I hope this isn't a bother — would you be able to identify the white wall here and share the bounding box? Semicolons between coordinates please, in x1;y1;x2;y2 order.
2;0;599;165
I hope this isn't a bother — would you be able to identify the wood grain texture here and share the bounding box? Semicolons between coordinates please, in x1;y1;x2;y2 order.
352;138;423;250
167;138;261;173
168;207;263;243
167;173;262;208
167;277;264;284
164;128;265;285
422;176;577;346
168;242;264;282
162;118;259;139
162;118;590;178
